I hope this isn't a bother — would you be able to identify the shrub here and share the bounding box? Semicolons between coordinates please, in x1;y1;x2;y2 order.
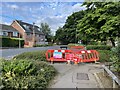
68;43;85;48
34;44;53;47
14;51;46;61
98;50;114;62
110;38;120;72
1;37;24;47
86;45;112;50
1;59;57;89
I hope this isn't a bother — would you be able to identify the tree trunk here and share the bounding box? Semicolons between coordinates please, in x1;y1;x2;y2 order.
110;38;115;47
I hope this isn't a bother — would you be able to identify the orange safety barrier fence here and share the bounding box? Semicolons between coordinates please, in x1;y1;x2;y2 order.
45;49;99;63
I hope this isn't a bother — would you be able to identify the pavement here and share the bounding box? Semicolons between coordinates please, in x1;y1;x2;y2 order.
49;63;104;88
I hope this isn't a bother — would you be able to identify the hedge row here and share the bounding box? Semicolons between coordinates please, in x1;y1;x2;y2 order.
34;44;53;47
14;51;46;61
1;59;57;89
86;45;112;50
98;50;114;62
1;37;24;47
68;43;84;48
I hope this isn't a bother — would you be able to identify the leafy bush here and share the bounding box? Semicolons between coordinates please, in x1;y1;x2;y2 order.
1;37;24;47
1;59;57;89
14;51;46;61
110;38;120;72
86;45;112;50
34;44;53;47
98;50;114;62
68;43;85;48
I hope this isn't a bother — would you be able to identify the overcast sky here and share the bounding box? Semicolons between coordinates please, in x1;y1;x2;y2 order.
1;1;86;35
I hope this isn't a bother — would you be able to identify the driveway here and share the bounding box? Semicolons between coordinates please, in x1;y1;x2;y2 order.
50;63;104;88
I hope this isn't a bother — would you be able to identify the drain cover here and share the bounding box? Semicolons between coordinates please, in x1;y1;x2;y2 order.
76;73;89;80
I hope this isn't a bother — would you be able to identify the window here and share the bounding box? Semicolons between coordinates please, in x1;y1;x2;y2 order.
13;32;18;36
27;33;30;36
0;31;3;35
3;31;8;36
36;34;39;37
23;25;29;29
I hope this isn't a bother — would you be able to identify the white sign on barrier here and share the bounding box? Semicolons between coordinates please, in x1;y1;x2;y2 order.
81;51;85;53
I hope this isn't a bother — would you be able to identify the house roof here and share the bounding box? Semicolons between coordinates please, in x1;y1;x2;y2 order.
15;20;44;35
0;24;18;32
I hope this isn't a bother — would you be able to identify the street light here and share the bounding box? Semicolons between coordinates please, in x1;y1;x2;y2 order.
19;33;21;48
33;22;35;46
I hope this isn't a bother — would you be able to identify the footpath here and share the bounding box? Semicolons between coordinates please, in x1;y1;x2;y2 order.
49;63;104;88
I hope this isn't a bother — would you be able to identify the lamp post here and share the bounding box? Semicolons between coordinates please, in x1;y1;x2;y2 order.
33;22;35;46
19;33;21;48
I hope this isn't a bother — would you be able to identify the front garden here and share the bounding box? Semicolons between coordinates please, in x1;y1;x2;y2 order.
0;50;57;89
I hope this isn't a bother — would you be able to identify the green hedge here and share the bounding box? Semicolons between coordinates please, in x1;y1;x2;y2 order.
14;51;46;61
1;37;24;47
98;50;114;62
34;44;53;47
68;43;85;48
1;59;57;89
86;45;112;50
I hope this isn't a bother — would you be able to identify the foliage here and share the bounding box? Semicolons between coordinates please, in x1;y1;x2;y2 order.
1;59;57;89
77;2;120;46
98;50;114;62
40;23;53;42
86;45;112;50
55;2;120;46
14;51;46;61
110;38;120;72
34;44;53;47
55;11;85;44
1;37;24;47
68;43;85;48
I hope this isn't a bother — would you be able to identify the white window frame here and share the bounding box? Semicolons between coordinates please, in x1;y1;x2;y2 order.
13;32;18;36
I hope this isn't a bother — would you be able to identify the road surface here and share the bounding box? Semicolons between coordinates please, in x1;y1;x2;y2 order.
0;46;60;59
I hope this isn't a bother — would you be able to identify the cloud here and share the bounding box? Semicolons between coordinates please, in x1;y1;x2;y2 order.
2;2;86;35
36;15;67;35
7;4;19;9
34;2;86;35
72;3;84;12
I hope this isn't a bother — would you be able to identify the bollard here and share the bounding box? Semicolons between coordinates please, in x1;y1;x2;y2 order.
50;58;54;64
113;79;116;88
67;60;70;65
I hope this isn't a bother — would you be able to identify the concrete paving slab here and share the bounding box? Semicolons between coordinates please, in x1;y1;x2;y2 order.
50;63;104;88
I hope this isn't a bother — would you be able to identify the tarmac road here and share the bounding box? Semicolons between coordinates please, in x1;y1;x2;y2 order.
0;46;60;59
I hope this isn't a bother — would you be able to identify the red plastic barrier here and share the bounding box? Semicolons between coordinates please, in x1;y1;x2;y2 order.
46;49;72;62
45;49;99;63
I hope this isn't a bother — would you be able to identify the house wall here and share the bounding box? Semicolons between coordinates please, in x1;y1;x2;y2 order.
11;21;46;47
11;21;26;40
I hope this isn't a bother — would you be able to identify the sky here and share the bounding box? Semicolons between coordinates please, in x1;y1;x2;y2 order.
0;1;86;35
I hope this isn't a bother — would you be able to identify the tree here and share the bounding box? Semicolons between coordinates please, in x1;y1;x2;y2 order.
77;2;120;46
40;23;52;42
55;27;68;44
55;10;85;44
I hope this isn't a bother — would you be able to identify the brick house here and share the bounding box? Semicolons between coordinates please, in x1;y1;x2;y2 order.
0;24;20;38
11;20;46;47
